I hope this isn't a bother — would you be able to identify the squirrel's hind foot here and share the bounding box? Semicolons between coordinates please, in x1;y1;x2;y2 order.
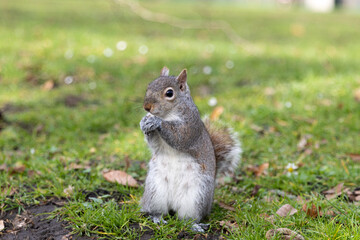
191;223;210;233
150;214;168;225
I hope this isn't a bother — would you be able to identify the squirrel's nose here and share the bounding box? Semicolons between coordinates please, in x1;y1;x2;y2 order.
143;103;152;112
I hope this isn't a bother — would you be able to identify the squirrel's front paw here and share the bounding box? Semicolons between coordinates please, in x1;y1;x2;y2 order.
140;115;162;134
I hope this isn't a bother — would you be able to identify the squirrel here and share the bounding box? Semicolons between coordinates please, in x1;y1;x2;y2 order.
139;67;242;231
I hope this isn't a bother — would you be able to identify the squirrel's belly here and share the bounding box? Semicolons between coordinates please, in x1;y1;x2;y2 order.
151;150;202;212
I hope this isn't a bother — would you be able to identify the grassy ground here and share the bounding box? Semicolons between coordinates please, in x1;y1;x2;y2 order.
1;0;360;239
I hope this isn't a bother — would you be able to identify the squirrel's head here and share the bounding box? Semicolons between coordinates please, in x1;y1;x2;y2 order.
143;67;190;119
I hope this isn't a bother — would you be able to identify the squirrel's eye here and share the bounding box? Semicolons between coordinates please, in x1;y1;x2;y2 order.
165;89;174;98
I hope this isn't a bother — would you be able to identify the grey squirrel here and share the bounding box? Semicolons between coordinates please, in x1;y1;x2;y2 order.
139;67;242;231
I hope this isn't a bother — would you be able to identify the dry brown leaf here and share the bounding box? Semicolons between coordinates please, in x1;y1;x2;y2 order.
323;183;344;200
347;153;360;162
13;212;31;230
0;163;6;171
266;228;305;240
354;88;360;102
256;163;269;177
210;106;224;121
247;163;269;177
218;202;236;212
219;220;238;231
302;204;322;218
9;164;26;175
61;233;72;240
42;80;55;90
276;204;298;217
103;170;138;187
0;219;4;231
66;163;90;171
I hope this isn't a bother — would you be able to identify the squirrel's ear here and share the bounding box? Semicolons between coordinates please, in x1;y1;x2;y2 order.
160;66;170;76
176;69;187;91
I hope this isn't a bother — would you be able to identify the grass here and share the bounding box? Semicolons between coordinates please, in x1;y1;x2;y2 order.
1;0;360;239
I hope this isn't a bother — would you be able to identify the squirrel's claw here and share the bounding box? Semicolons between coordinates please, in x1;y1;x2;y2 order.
150;215;168;225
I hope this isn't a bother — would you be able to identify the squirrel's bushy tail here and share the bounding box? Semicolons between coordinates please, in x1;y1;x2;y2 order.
204;120;242;176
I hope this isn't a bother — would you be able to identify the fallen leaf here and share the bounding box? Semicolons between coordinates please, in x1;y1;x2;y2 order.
0;163;6;171
12;212;31;230
210;106;224;121
63;185;74;197
302;204;322;218
219;220;238;231
347;153;360;162
247;163;269;177
354;88;360;102
103;170;138;187
0;220;4;231
218;202;236;212
42;80;55;90
256;163;269;177
66;163;90;171
61;233;72;240
323;183;344;200
9;163;26;175
266;228;304;240
89;147;96;153
276;204;298;217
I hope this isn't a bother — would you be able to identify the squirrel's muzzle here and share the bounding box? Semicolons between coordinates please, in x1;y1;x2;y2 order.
143;103;153;112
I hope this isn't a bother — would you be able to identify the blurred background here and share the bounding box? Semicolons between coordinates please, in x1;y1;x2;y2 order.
1;0;359;196
1;0;360;238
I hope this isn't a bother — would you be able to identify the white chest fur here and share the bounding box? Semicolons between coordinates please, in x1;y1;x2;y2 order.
147;137;202;218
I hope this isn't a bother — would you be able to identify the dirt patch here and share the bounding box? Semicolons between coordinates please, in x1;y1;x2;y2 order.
0;202;93;240
1;103;28;114
62;95;85;108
